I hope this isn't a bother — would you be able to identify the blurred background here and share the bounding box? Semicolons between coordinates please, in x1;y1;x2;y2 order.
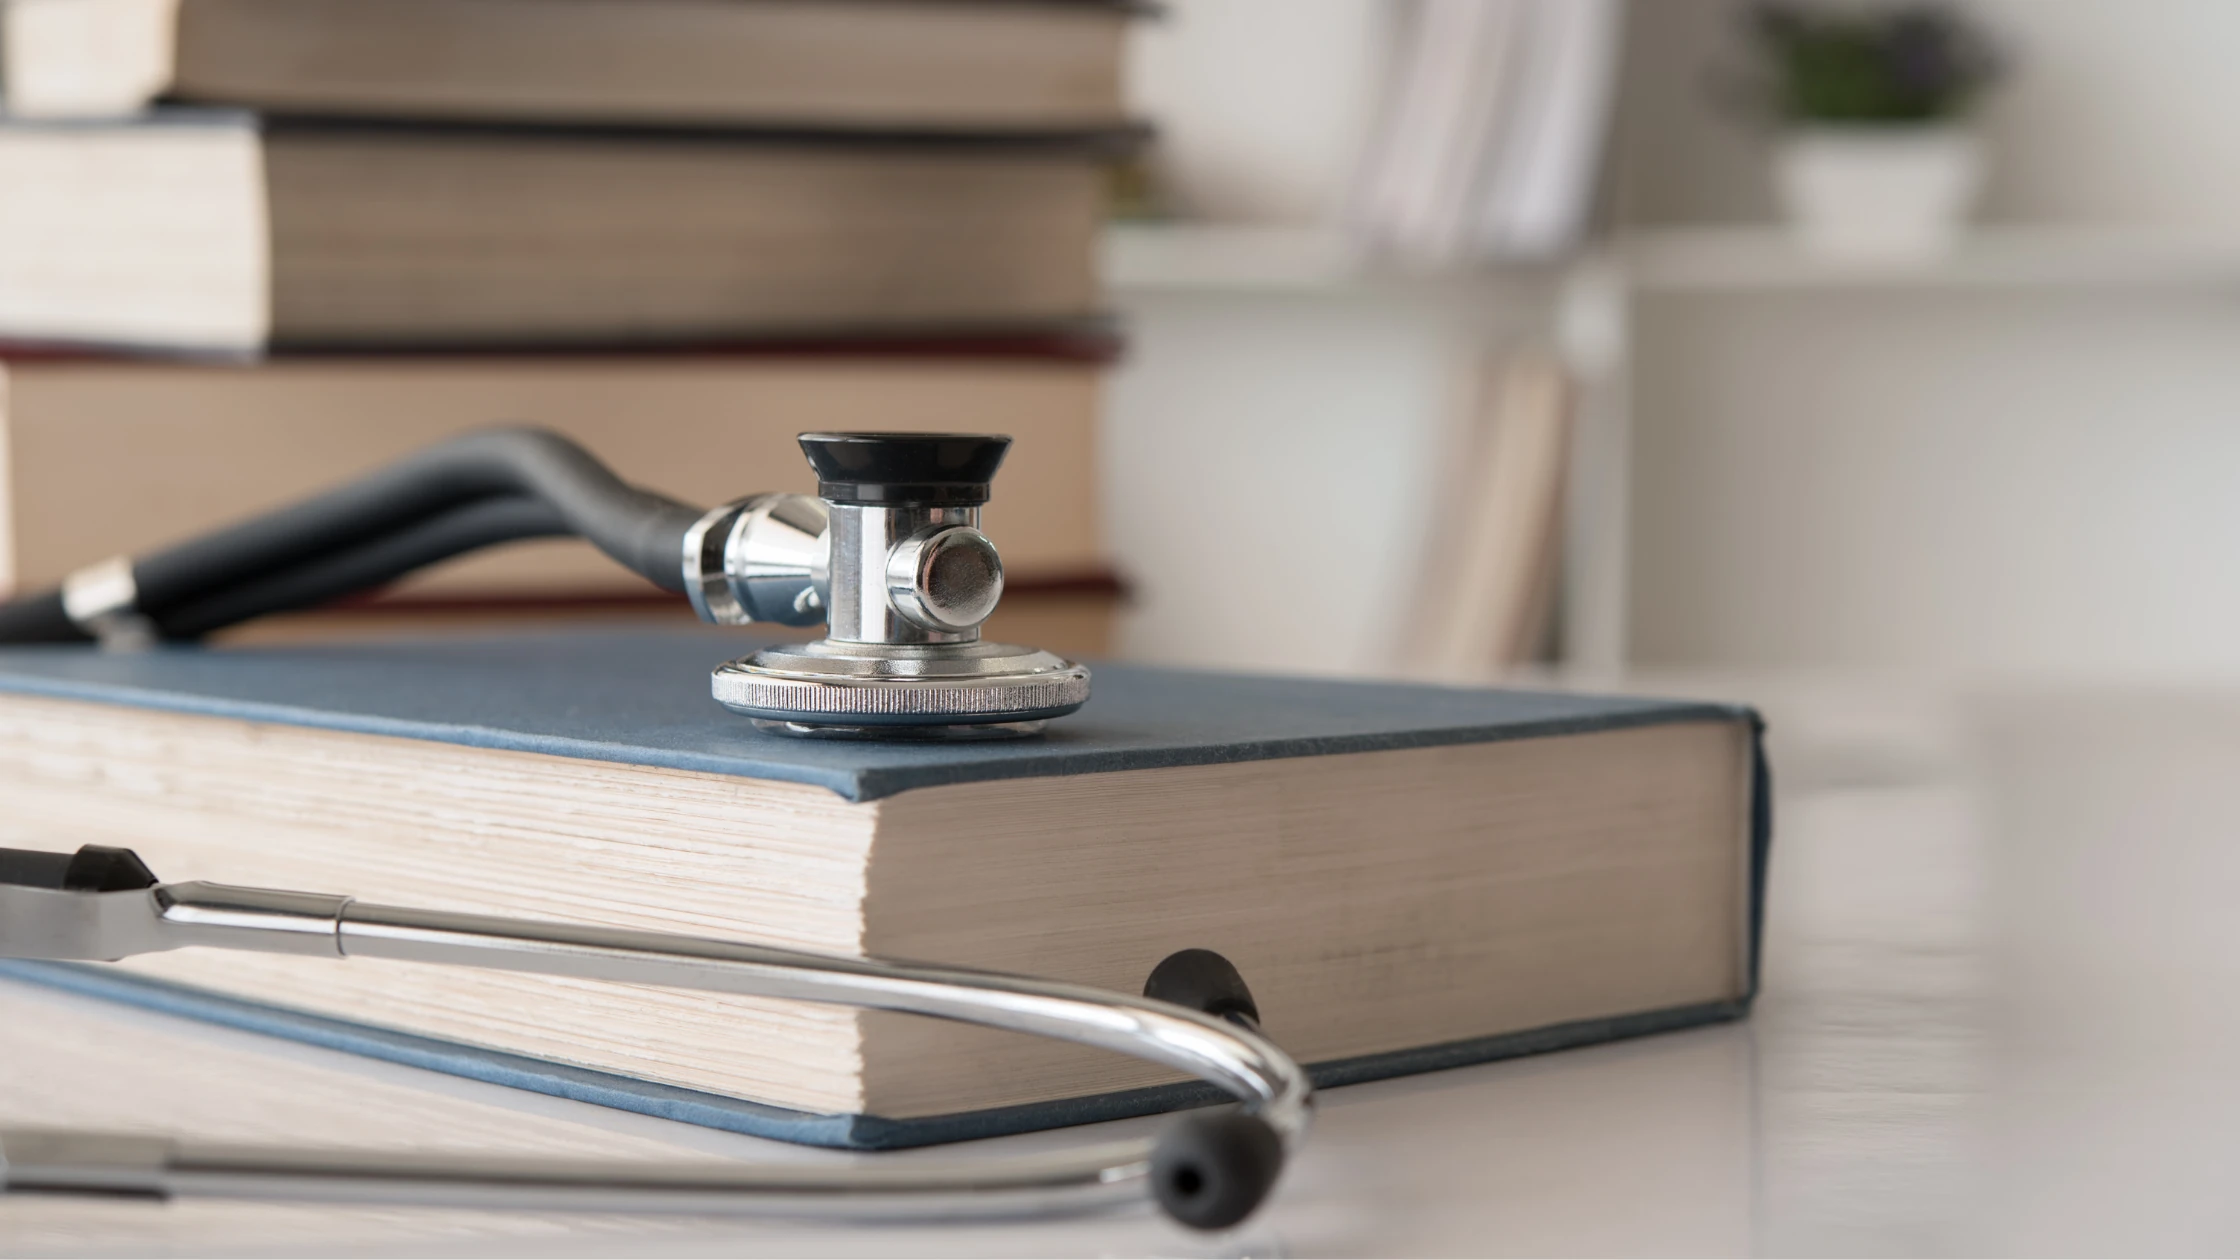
3;0;2236;689
1117;0;2240;686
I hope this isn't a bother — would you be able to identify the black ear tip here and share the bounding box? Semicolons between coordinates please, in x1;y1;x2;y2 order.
0;844;157;892
1149;1110;1286;1231
1143;948;1260;1026
64;845;158;892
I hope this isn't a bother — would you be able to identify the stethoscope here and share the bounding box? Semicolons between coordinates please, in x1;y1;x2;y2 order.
0;843;1312;1231
0;430;1311;1229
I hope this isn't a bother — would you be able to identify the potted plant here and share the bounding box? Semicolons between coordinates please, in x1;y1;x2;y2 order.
1737;3;2003;260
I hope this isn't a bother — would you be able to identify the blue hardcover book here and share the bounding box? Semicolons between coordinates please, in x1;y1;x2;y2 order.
0;631;1769;1149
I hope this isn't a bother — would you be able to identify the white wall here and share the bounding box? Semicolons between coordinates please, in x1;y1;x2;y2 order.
1632;288;2240;677
1617;0;2240;677
1619;0;2240;228
1968;1;2240;225
1124;0;1393;222
1104;283;1540;675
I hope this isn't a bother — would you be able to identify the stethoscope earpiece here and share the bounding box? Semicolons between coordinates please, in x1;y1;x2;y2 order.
1151;1109;1290;1232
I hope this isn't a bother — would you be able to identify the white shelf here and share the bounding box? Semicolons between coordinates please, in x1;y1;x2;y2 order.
1099;223;1555;294
1621;225;2240;291
1100;224;1363;291
1104;223;2240;296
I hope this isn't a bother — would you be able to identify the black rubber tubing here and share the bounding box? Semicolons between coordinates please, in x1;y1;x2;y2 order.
0;844;158;892
0;589;86;644
0;496;567;644
152;495;571;639
0;428;705;644
130;428;702;613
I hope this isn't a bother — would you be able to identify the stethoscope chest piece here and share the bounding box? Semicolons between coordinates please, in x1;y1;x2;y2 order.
685;433;1091;738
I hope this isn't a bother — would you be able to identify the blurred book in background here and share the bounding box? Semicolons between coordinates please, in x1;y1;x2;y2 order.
0;0;1136;652
1350;0;1620;264
1404;347;1573;677
0;0;1133;129
0;120;1122;353
1121;0;1619;254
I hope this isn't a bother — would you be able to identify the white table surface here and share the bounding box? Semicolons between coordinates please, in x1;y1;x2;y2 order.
7;676;2238;1256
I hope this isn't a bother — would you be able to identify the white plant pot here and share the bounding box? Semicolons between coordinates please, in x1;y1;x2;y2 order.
1774;127;1985;261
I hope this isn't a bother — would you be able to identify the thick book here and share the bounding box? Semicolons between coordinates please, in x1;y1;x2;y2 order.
0;114;1118;353
0;348;1111;603
1;0;1132;131
0;632;1770;1149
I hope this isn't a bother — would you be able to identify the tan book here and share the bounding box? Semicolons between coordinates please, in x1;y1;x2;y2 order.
1407;348;1573;676
0;352;1109;603
0;115;1113;352
0;631;1769;1146
0;0;1131;131
225;577;1127;660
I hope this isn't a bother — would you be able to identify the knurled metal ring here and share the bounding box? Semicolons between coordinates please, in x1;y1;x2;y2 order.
712;656;1090;725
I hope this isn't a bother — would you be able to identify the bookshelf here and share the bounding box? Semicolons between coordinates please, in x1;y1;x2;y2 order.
1105;222;2240;293
1101;224;1368;291
1110;0;2240;682
1622;225;2240;291
1100;223;1566;293
1573;220;2240;679
1094;223;1568;676
1100;219;2240;678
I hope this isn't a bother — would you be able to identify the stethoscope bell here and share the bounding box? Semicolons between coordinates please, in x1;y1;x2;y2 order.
683;433;1092;737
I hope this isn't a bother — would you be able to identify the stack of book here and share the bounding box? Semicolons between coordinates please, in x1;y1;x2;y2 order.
0;0;1137;651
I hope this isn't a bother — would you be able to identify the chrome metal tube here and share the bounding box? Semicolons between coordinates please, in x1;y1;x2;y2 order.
0;880;1313;1226
331;901;1308;1136
0;1129;1146;1221
826;503;981;645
